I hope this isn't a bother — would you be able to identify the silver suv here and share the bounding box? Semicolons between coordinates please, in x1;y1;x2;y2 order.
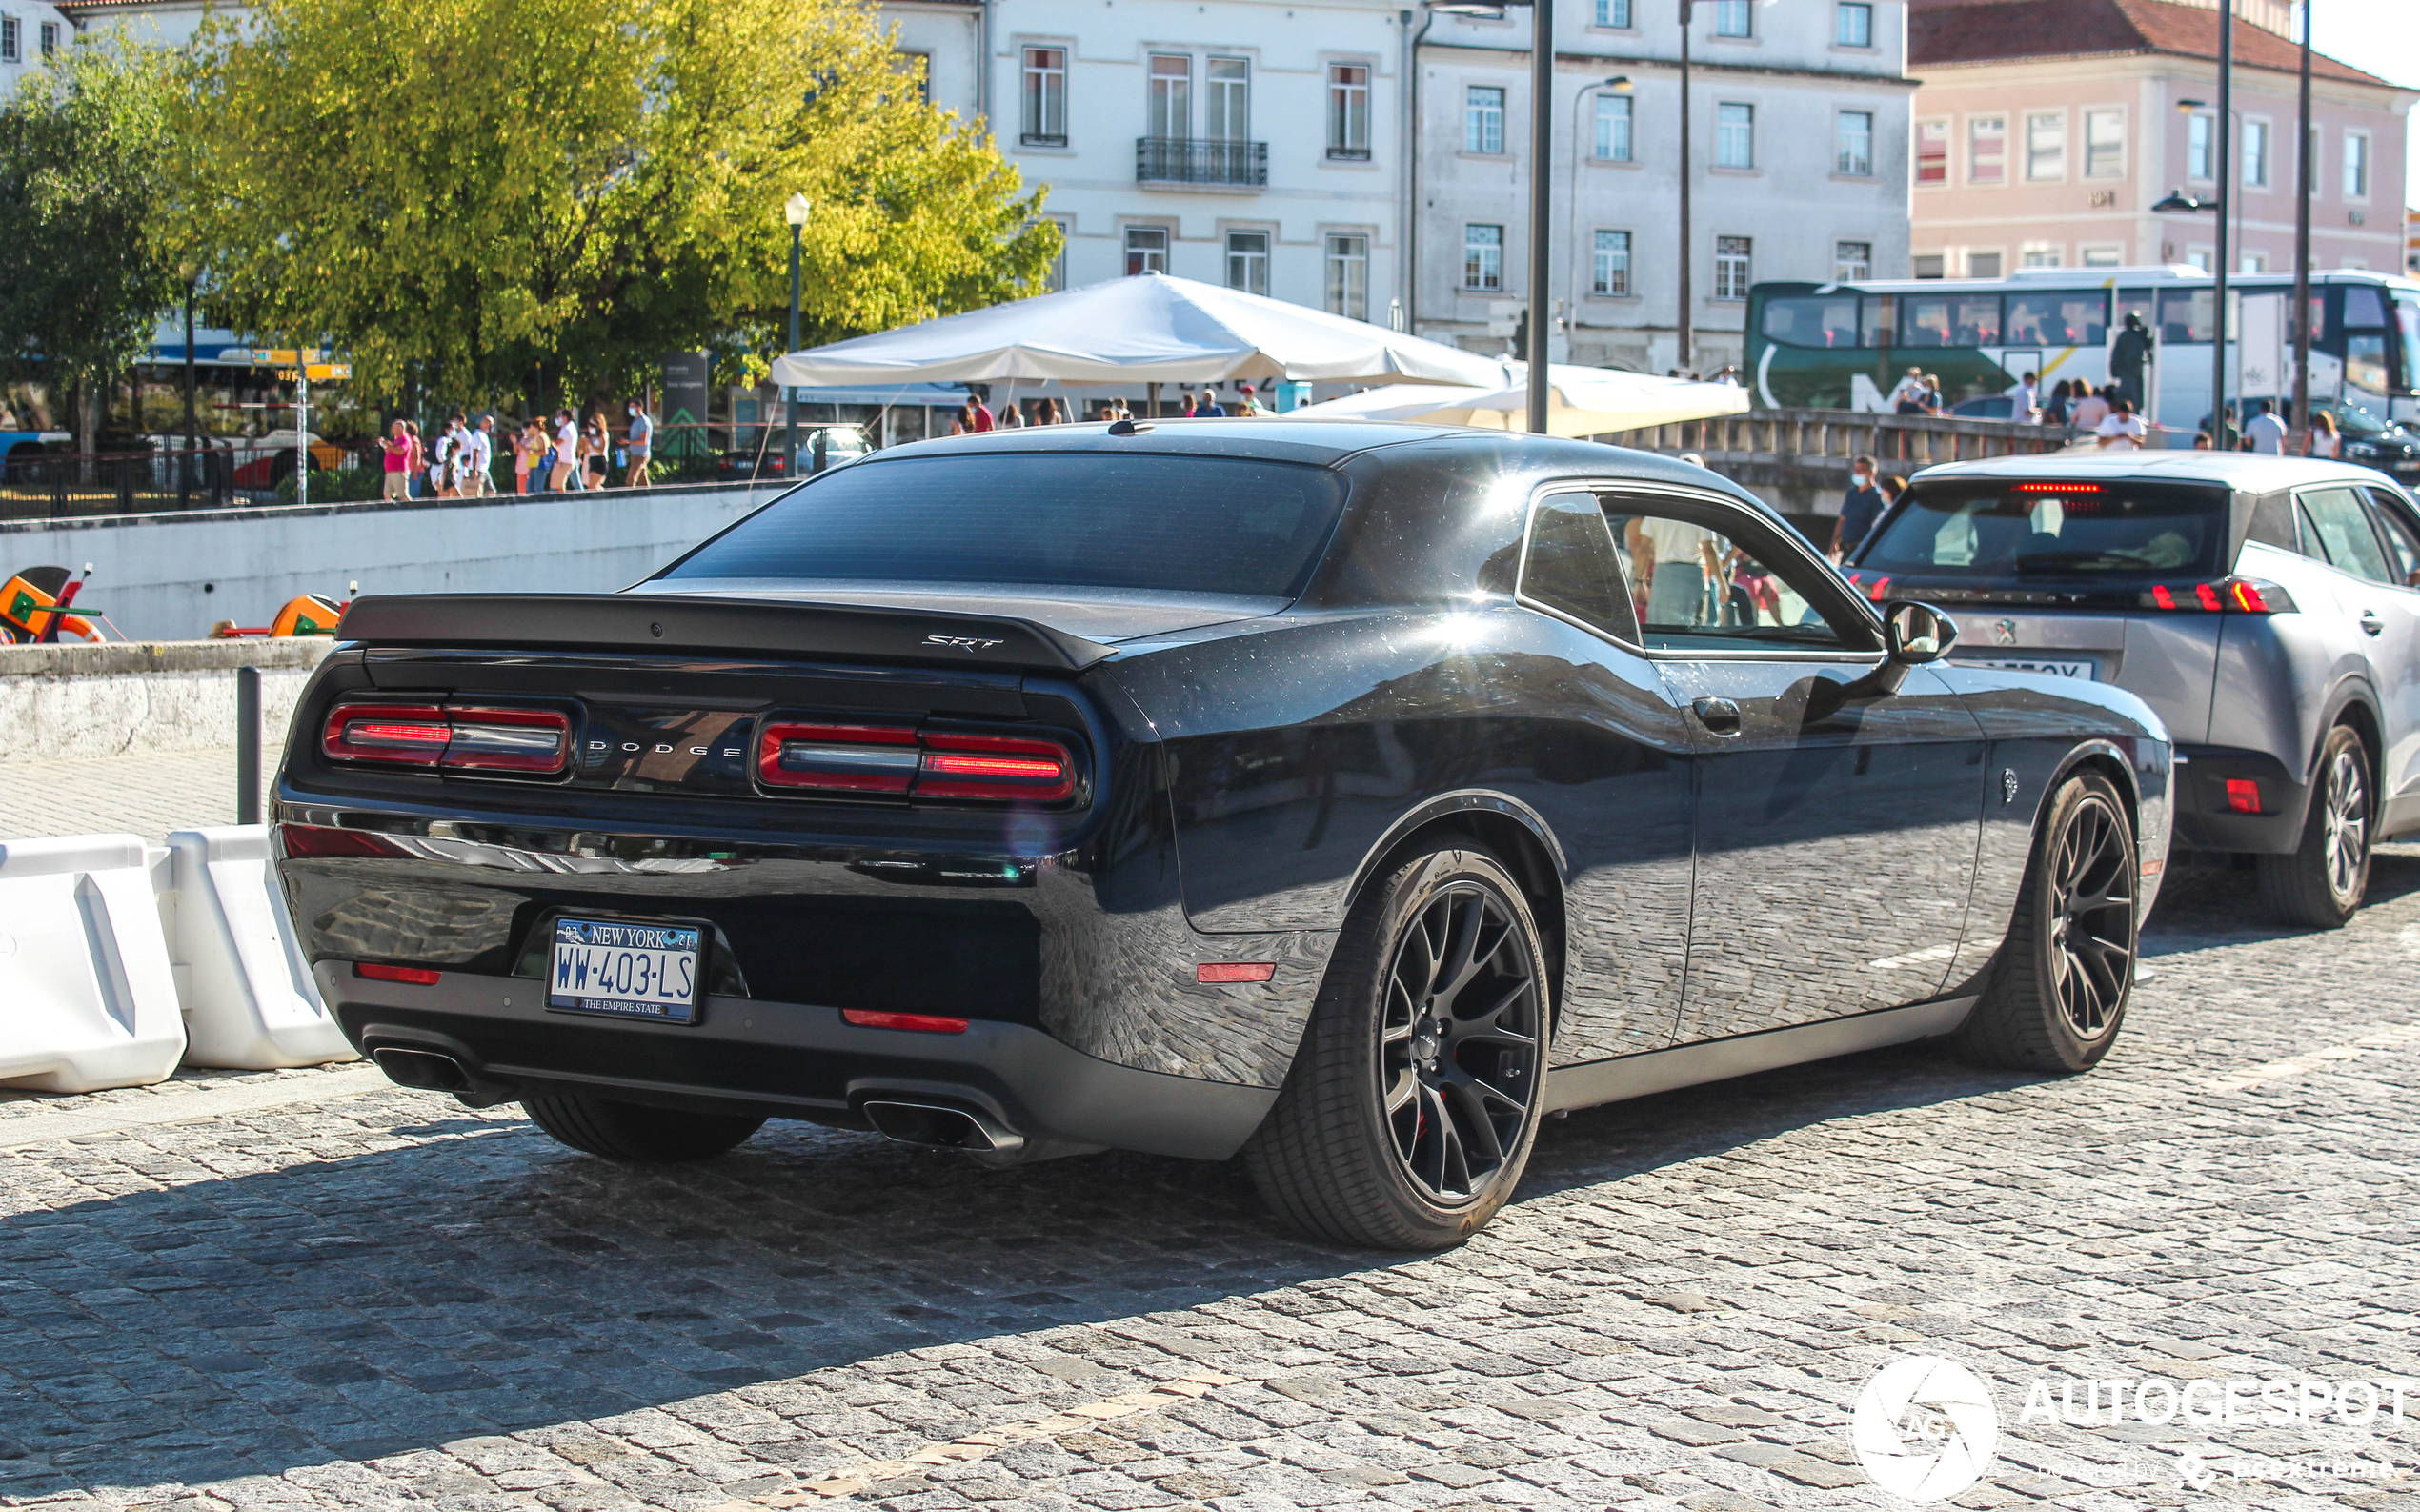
1847;453;2420;927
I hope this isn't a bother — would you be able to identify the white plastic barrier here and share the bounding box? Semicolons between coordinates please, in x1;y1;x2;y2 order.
166;825;357;1069
0;834;188;1093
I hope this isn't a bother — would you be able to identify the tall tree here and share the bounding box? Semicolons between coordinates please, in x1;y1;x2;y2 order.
0;41;180;463
182;0;1059;408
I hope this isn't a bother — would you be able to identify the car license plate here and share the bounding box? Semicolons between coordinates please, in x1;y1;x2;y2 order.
547;917;703;1024
1953;655;2095;681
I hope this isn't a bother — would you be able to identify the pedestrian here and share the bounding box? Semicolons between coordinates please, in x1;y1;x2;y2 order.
469;414;496;497
971;393;996;432
550;409;578;492
2012;370;2040;423
2244;398;2288;454
624;398;653;487
401;420;424;497
948;401;973;436
1624;512;1724;628
1833;454;1885;561
379;419;412;502
1921;373;1946;414
583;413;610;489
513;418;536;494
1236;383;1271;416
428;417;458;498
1181;392;1199;418
1889;366;1927;415
2069;384;2112;432
1198;389;1228;418
2309;409;2342;459
2192;431;2213;451
2043;379;2073;426
2096;397;2148;452
998;397;1024;430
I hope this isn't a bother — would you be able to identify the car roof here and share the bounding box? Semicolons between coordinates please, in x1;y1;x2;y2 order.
1912;451;2393;493
861;416;1480;469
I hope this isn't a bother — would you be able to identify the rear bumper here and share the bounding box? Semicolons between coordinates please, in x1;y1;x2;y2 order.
326;963;1278;1160
2170;745;2309;854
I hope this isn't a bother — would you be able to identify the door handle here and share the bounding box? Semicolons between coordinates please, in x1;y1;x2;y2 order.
1691;696;1743;736
2359;610;2384;636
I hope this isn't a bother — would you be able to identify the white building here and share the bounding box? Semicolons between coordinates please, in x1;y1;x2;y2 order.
0;0;71;97
1414;0;1915;374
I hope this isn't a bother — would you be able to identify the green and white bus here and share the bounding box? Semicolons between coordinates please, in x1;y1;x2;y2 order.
1746;266;2420;435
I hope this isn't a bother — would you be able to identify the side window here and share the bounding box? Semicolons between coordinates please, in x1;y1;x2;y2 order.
2362;488;2420;588
1603;503;1857;652
2296;488;2395;584
1520;493;1640;641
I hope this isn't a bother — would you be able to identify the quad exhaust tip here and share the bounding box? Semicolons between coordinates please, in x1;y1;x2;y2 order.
860;1099;1026;1158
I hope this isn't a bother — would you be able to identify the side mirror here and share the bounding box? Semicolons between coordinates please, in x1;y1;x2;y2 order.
1883;600;1960;665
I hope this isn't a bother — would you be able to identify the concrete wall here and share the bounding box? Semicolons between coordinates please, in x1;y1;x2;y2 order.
0;480;790;644
0;638;333;762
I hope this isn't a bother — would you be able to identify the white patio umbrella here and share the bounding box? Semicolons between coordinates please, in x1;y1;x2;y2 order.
767;272;1503;389
1279;363;1750;438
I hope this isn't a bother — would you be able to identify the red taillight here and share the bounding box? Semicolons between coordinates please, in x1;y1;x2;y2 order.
2151;584;2177;611
2145;577;2296;614
2195;581;2224;612
840;1009;969;1034
758;721;920;794
1866;575;1891;602
2015;481;2101;493
354;962;440;985
2226;778;2262;814
321;700;569;775
756;722;1078;804
1196;962;1276;983
277;824;410;858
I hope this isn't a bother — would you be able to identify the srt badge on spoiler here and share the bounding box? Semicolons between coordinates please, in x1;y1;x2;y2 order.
923;635;1006;653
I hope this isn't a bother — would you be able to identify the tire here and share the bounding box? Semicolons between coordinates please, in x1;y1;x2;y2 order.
1954;771;2138;1073
523;1092;764;1162
1243;843;1550;1250
2256;724;2372;930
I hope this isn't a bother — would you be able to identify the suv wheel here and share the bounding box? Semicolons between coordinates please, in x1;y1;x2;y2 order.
2257;724;2372;929
524;1093;765;1161
1954;771;2137;1073
1243;843;1549;1250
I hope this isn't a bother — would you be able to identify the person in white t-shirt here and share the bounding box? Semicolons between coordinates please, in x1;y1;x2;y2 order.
1888;367;1929;414
2095;399;2148;452
429;421;458;497
2244;399;2288;454
550;409;580;492
2012;371;2040;423
468;414;495;495
1625;513;1726;627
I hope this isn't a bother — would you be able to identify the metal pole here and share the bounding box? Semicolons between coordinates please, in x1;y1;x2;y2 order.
2290;0;2313;451
235;664;262;826
296;365;309;508
2211;0;2234;448
1676;0;1693;375
1526;0;1554;433
182;283;196;506
786;223;802;475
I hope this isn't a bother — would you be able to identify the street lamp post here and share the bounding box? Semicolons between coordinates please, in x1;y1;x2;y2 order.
178;264;197;506
1565;76;1633;359
2215;2;2234;448
783;192;811;476
1677;0;1697;377
2291;2;2313;451
1526;0;1554;433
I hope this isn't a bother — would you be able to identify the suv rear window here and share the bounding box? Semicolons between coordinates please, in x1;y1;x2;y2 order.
661;452;1347;599
1856;478;2231;579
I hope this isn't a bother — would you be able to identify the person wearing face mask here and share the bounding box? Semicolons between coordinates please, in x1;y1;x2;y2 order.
623;399;652;488
1833;454;1885;561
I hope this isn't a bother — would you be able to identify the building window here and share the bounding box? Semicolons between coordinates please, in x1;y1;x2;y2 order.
2346;131;2370;198
1711;0;1751;38
2240;251;2268;273
1327;64;1369;159
1967;251;2002;278
2242;118;2269;188
1834;240;1872;280
1149;54;1191;140
1;17;17;63
2084;109;2124;179
1714;103;1753;169
1594;230;1632;295
1835;1;1873;47
1913;253;1946;279
1465;86;1504;154
1125;226;1169;275
1968;115;2006;185
1224;230;1269;296
1207;57;1248;142
1325;233;1369;320
37;19;54;57
898;51;932;105
1916;118;1947;186
2187;112;2213;181
1464;224;1503;292
1836;111;1872;176
2023;245;2063;269
2026;112;2065;181
1020;48;1066;145
1713;236;1751;300
1594;93;1632;162
1595;0;1633;25
1046;221;1069;292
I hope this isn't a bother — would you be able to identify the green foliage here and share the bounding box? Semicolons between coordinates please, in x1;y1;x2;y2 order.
0;42;182;446
182;0;1059;408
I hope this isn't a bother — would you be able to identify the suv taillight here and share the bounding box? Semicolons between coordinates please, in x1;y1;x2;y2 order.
321;700;571;776
757;721;1078;804
2146;576;2297;614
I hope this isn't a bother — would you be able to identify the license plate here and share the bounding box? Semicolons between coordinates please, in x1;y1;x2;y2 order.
547;917;703;1023
1953;656;2095;680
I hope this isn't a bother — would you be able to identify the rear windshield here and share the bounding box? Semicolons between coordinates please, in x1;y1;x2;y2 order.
660;452;1347;598
1856;478;2233;579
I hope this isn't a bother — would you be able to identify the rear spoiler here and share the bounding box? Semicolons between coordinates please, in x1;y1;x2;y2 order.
335;593;1117;672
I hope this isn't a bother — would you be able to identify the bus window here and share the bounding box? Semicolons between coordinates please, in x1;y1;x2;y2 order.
2006;290;2107;347
2115;289;2153;338
1900;294;1954;348
1861;294;1893;349
2395;296;2420;391
2344;286;2390;331
1759;293;1863;348
2158;288;2213;344
1951;293;2002;346
2347;333;2390;395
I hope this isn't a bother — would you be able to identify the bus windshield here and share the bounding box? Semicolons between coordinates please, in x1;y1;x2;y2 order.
1856;479;2233;579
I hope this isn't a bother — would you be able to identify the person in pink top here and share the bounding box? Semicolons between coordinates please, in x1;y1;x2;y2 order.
972;396;995;432
379;420;412;502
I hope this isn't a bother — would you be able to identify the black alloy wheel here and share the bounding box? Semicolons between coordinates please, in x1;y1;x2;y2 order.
1953;771;2137;1073
2258;724;2372;929
1244;842;1551;1250
1380;884;1543;1203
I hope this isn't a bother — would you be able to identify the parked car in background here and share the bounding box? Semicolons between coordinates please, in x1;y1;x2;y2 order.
1851;453;2420;927
1948;395;2016;421
279;422;2170;1248
796;423;870;476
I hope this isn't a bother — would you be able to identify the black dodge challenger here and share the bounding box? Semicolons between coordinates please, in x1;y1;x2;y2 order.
277;421;2172;1249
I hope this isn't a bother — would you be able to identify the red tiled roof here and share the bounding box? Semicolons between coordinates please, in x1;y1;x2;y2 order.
1910;0;2393;89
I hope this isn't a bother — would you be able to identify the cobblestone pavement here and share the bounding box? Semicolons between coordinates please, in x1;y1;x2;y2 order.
0;747;262;845
3;849;2418;1512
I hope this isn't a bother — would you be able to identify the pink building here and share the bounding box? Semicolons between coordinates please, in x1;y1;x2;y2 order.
1907;0;2411;278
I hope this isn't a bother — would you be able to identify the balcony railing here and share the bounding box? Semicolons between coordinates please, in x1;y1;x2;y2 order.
1135;136;1268;188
